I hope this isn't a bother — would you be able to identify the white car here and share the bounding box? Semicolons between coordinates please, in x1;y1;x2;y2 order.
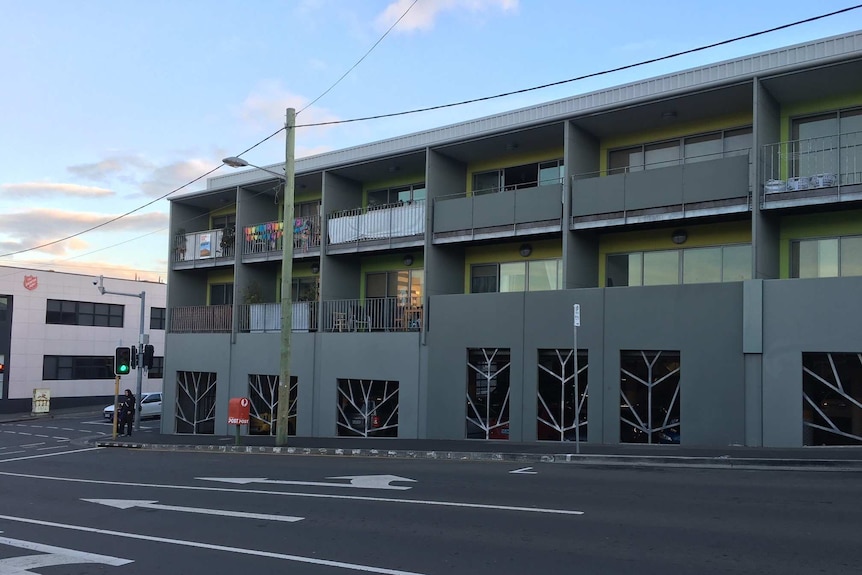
103;392;162;421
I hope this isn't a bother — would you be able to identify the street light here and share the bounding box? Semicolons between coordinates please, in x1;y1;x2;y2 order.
222;107;296;447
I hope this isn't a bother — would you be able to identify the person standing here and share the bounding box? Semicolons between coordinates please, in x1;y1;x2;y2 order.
119;389;136;437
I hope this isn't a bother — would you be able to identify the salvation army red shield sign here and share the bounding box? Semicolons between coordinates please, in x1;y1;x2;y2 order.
23;275;38;291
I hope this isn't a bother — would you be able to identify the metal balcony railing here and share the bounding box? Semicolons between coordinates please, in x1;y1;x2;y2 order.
762;131;862;194
322;296;423;332
169;305;232;333
327;201;425;245
172;228;234;263
437;177;564;201
236;302;319;332
241;216;321;256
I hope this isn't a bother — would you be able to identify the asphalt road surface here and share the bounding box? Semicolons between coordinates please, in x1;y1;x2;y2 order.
1;415;860;574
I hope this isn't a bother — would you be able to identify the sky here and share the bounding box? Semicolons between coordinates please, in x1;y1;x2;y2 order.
1;0;861;283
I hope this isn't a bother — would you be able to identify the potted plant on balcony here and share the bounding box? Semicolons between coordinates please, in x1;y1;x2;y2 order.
219;225;236;257
243;281;268;333
174;228;188;261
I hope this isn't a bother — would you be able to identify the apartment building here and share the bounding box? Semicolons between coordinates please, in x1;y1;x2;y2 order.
165;30;862;447
0;266;166;413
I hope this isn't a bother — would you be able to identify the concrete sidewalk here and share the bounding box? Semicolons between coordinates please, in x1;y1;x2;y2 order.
5;408;862;470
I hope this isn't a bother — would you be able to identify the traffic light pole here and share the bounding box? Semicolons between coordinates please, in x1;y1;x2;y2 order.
97;276;146;432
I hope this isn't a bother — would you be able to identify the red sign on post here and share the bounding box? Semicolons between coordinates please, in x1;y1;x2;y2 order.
228;397;250;426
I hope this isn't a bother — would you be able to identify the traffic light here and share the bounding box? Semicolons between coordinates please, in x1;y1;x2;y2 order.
143;344;154;369
114;347;131;375
130;345;138;369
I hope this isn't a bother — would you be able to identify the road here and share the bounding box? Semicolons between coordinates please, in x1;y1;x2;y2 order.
1;414;861;574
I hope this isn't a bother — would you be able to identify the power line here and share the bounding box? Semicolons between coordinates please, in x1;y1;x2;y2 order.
298;0;420;115
293;4;862;128
2;4;858;265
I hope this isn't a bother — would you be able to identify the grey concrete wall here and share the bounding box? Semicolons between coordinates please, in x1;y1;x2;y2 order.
320;172;363;300
426;283;746;446
753;79;781;280
316;332;422;438
572;175;625;216
426;150;468;302
683;155;750;202
514;184;562;223
761;276;862;446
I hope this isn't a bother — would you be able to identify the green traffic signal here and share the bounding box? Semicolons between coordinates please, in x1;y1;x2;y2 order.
114;347;132;376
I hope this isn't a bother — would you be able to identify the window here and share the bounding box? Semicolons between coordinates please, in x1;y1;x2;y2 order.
46;299;124;327
147;356;164;379
791;108;862;183
608;127;752;173
209;283;233;305
0;296;8;323
607;245;752;287
366;269;423;305
294;201;320;218
472;159;564;194
291;277;319;302
470;260;562;293
367;183;426;208
43;355;114;380
150;307;166;330
791;236;862;278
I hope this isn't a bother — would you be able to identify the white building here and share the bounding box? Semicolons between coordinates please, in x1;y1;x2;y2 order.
0;266;166;413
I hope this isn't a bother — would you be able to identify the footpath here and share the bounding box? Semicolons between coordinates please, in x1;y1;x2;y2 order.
4;407;862;471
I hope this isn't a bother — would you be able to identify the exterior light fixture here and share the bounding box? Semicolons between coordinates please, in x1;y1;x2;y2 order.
311;263;320;274
222;156;249;168
519;244;532;257
403;254;414;266
671;229;688;244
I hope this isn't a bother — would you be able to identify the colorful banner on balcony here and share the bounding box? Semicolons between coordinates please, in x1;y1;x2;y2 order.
199;233;212;258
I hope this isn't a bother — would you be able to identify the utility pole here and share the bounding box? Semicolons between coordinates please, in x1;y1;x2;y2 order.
97;275;147;432
276;107;296;447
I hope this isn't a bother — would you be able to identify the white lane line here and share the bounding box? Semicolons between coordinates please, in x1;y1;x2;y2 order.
83;499;303;523
61;428;76;431
0;447;7;451
0;451;27;457
35;435;50;438
15;432;31;436
44;426;60;430
0;469;584;516
0;514;425;575
52;438;70;441
20;443;45;448
0;448;103;463
37;446;68;452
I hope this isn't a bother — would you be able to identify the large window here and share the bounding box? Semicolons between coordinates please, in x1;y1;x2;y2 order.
367;182;426;208
471;259;562;293
150;307;166;330
606;245;751;287
209;283;233;305
791;236;862;278
366;269;423;305
466;348;511;440
43;355;114;380
291;277;319;302
472;159;564;194
608;127;752;174
791;108;862;184
46;299;124;327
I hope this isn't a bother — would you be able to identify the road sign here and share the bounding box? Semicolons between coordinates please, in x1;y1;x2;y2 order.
573;304;581;327
228;397;250;426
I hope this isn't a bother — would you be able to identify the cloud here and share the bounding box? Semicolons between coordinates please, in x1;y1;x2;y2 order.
0;182;115;198
139;158;215;198
67;155;154;183
0;208;168;257
376;0;518;32
237;81;342;142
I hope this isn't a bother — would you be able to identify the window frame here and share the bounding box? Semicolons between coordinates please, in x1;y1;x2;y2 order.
607;127;752;174
46;299;124;327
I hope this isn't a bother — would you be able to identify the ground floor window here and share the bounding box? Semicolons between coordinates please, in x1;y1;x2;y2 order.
620;350;680;444
466;348;511;439
248;374;297;436
803;352;862;445
176;371;216;434
42;355;113;380
337;379;399;437
537;349;588;442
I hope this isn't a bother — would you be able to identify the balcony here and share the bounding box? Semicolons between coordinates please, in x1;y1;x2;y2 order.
761;131;862;209
172;228;235;268
170;296;423;334
432;180;563;243
571;153;751;229
241;216;321;263
327;201;425;253
170;305;232;333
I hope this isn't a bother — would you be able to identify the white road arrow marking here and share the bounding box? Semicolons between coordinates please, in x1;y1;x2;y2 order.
510;467;538;474
82;499;303;522
196;474;416;491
